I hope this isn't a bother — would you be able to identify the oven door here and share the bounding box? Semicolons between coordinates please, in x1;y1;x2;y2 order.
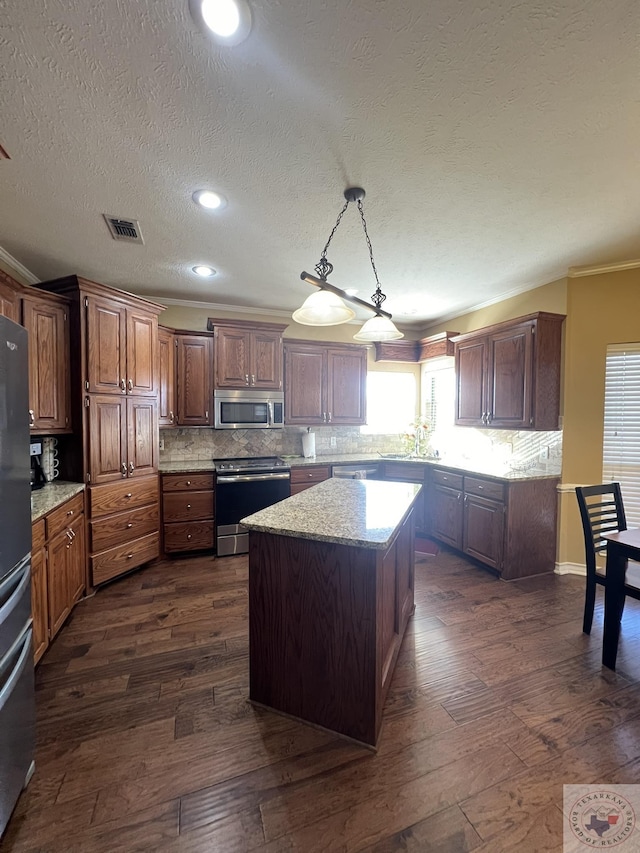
216;472;290;555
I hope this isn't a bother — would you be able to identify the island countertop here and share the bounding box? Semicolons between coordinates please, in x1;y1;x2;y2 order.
241;477;422;549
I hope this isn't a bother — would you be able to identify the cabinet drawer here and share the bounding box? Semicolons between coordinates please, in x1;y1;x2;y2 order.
383;462;425;482
89;477;158;518
32;518;45;551
162;491;213;522
431;469;464;490
162;473;214;492
464;477;505;502
90;504;159;553
290;466;331;485
164;521;214;552
290;482;318;496
46;493;85;539
91;532;159;586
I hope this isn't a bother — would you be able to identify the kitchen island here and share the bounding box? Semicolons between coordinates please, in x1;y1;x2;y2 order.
242;477;421;747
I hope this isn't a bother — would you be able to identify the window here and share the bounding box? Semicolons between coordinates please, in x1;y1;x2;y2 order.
421;356;455;446
603;343;640;528
361;371;416;434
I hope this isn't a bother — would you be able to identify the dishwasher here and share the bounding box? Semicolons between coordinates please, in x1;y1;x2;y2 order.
332;464;381;479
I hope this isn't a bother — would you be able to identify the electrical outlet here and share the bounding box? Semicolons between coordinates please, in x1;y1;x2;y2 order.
539;445;549;460
159;438;164;451
330;436;337;448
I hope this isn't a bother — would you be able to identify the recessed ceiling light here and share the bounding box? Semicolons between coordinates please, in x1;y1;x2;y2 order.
189;0;252;46
192;265;217;277
192;189;227;210
345;288;359;296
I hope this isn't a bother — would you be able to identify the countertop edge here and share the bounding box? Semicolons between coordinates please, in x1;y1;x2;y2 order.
31;482;85;523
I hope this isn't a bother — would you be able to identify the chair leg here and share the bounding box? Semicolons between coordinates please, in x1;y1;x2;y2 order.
583;581;596;634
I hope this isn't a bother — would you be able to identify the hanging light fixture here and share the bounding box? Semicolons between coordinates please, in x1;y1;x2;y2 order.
294;187;403;341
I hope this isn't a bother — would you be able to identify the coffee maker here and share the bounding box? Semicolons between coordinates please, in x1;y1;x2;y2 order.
30;441;46;490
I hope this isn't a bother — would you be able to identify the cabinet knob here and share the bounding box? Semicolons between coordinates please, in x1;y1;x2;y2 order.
186;504;191;509
127;522;133;529
121;462;127;476
245;374;249;385
126;553;134;559
186;480;191;486
67;509;74;516
308;473;313;478
125;492;132;498
187;534;192;540
120;378;126;392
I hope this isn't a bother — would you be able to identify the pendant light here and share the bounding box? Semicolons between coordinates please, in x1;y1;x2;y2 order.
294;187;403;342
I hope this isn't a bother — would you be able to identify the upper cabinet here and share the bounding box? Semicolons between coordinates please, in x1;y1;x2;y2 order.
0;270;23;323
85;295;157;396
21;289;72;434
158;326;176;427
284;340;367;426
453;312;565;430
207;319;287;391
175;332;213;426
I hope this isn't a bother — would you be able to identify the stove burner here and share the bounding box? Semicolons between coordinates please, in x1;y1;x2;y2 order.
213;456;289;473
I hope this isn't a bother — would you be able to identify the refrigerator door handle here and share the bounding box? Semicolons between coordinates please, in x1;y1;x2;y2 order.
0;628;32;712
0;558;30;617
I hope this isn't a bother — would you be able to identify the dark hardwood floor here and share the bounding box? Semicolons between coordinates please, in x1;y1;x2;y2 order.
4;546;640;852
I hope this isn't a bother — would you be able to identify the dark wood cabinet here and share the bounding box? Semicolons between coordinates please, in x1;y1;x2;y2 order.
158;327;176;427
453;312;565;430
161;472;215;554
0;270;23;322
428;466;559;579
22;290;71;433
208;319;286;390
176;333;213;426
289;465;332;495
31;519;48;664
284;340;367;426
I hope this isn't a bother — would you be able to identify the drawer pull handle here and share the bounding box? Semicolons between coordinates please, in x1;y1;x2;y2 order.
120;378;126;392
29;409;35;426
127;379;133;391
129;462;135;474
125;493;132;498
127;522;133;529
122;462;127;476
127;553;134;559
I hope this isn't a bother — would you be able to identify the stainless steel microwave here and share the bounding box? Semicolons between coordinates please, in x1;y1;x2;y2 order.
214;389;285;429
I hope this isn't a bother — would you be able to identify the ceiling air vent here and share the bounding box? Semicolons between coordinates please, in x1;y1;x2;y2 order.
102;214;144;244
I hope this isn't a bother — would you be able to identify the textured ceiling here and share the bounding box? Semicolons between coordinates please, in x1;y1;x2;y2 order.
1;0;639;329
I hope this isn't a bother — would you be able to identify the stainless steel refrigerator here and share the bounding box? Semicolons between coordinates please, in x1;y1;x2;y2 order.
0;315;35;838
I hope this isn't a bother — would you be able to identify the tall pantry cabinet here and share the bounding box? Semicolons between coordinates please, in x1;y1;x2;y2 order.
38;275;165;587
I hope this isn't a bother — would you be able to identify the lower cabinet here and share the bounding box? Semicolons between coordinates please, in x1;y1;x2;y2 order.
161;473;215;553
31;490;87;664
289;465;331;496
88;476;159;585
429;467;559;579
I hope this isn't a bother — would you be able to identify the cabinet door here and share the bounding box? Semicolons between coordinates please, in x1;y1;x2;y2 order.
284;345;325;425
486;322;533;429
431;484;463;549
87;395;128;484
0;277;20;322
251;330;283;389
31;545;49;663
215;327;251;388
463;494;504;571
23;297;71;433
127;397;158;477
326;347;367;425
47;529;72;638
68;515;86;603
176;335;213;426
126;309;157;396
455;338;487;426
158;328;176;427
85;296;127;395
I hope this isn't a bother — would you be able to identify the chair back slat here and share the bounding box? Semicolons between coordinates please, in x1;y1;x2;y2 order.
575;483;628;570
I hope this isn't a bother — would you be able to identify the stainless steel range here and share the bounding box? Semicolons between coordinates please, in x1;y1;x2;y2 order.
214;457;291;556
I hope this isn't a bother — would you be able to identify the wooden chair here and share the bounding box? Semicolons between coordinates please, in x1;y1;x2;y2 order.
575;483;640;634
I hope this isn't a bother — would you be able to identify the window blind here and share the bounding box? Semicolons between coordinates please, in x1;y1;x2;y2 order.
603;343;640;529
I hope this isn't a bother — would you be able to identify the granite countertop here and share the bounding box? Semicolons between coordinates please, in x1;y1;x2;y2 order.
241;478;422;549
31;481;85;523
159;453;560;482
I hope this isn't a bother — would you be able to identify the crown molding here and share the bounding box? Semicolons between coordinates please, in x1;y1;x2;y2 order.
149;296;294;319
568;259;640;278
0;246;40;285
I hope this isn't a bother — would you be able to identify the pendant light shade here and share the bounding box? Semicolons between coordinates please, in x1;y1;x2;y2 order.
292;289;355;326
295;187;404;342
352;314;403;342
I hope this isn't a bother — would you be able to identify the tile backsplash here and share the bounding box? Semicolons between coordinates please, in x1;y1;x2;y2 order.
159;425;562;471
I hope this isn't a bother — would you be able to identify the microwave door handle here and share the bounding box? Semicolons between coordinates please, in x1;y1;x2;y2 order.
267;401;272;426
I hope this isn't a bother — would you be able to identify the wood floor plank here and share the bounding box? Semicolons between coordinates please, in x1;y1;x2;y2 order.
8;548;640;852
